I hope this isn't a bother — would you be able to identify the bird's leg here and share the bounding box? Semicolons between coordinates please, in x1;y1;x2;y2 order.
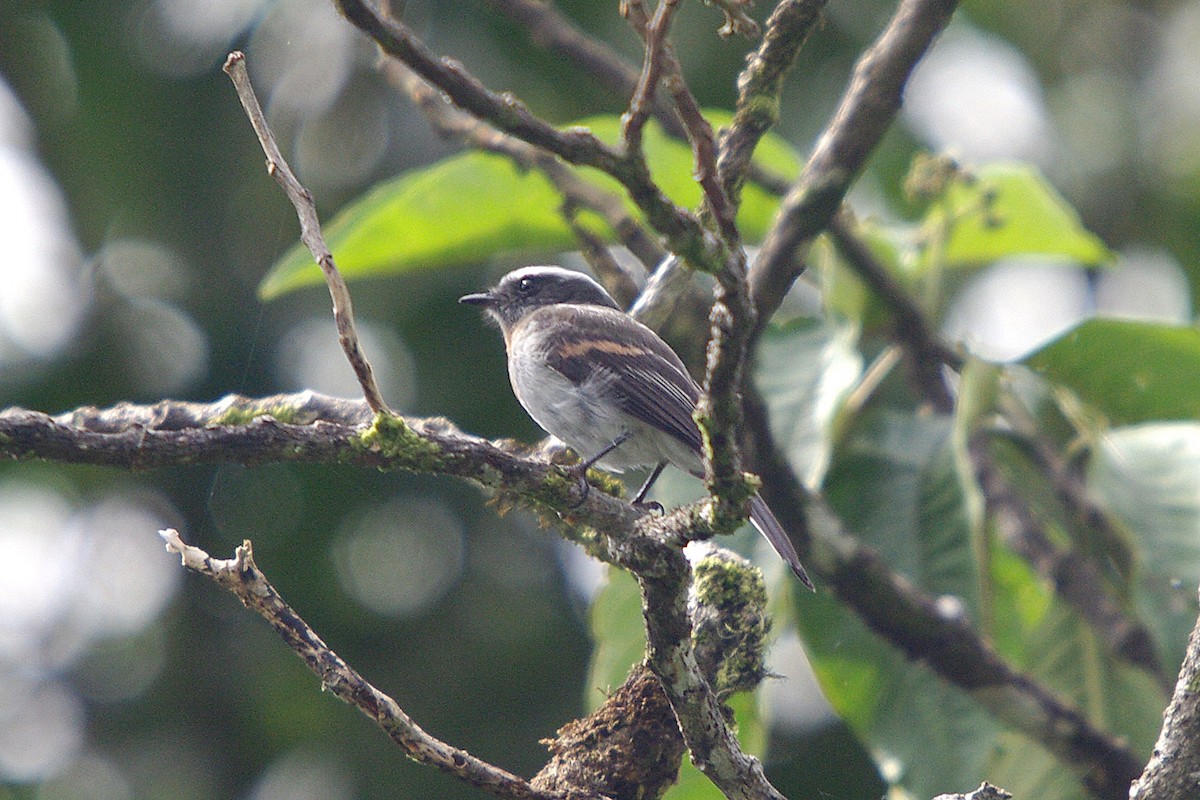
630;462;666;514
569;431;632;507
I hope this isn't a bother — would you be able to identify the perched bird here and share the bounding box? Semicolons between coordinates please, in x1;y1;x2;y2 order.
460;265;814;589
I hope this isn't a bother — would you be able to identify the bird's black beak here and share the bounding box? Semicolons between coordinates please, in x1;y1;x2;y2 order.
458;290;495;307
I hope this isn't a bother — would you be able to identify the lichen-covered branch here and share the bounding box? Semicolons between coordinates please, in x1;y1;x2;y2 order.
634;534;786;800
0;394;639;544
0;393;784;799
718;0;830;209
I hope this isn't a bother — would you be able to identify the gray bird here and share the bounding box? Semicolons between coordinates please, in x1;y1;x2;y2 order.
460;266;814;589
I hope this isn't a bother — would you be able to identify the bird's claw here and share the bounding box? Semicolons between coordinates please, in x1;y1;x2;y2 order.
567;466;591;508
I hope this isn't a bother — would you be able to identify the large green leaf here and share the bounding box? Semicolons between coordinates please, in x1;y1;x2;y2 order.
1024;318;1200;425
756;317;863;489
802;406;1163;800
259;112;800;298
1088;422;1200;671
974;432;1166;799
919;163;1112;271
802;410;994;798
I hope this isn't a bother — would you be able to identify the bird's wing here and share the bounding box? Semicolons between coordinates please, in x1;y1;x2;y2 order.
539;305;704;453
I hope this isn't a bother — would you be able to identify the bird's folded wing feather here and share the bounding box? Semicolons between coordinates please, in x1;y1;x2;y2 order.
542;306;703;453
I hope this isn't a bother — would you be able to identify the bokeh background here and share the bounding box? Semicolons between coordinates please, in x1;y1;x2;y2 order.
0;1;1197;798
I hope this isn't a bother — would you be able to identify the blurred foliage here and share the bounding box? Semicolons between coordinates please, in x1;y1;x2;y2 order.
0;2;1199;800
260;111;800;298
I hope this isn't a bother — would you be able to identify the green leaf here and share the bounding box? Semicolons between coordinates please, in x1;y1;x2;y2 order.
1088;422;1200;671
259;112;801;299
585;568;646;709
756;317;863;489
801;410;993;798
1024;318;1200;425
802;406;1162;799
975;433;1165;798
919;163;1112;271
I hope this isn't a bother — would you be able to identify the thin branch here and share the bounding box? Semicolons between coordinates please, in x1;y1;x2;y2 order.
1129;588;1200;799
377;57;666;273
618;1;757;519
622;0;679;155
483;0;793;200
159;530;577;800
566;215;644;307
826;211;960;411
331;0;725;272
749;0;958;323
482;0;688;139
622;0;739;244
718;0;830;210
223;51;390;415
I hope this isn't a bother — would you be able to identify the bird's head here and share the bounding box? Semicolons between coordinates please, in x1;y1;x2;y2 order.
459;266;620;329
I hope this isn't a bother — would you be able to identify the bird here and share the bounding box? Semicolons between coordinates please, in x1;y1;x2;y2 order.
459;265;814;589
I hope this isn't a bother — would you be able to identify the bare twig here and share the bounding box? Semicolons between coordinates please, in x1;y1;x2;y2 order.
483;0;793;201
1129;588;1200;799
622;0;740;244
622;0;679;155
159;530;576;800
566;216;644;307
826;211;960;411
749;0;958;322
223;52;390;415
483;0;687;139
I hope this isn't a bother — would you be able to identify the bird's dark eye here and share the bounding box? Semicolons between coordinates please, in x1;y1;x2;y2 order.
516;277;535;296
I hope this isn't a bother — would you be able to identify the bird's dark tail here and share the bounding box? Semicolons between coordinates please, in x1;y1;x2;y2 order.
748;495;815;591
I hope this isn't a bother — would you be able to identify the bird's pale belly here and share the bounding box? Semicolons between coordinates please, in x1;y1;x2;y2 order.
508;352;697;473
